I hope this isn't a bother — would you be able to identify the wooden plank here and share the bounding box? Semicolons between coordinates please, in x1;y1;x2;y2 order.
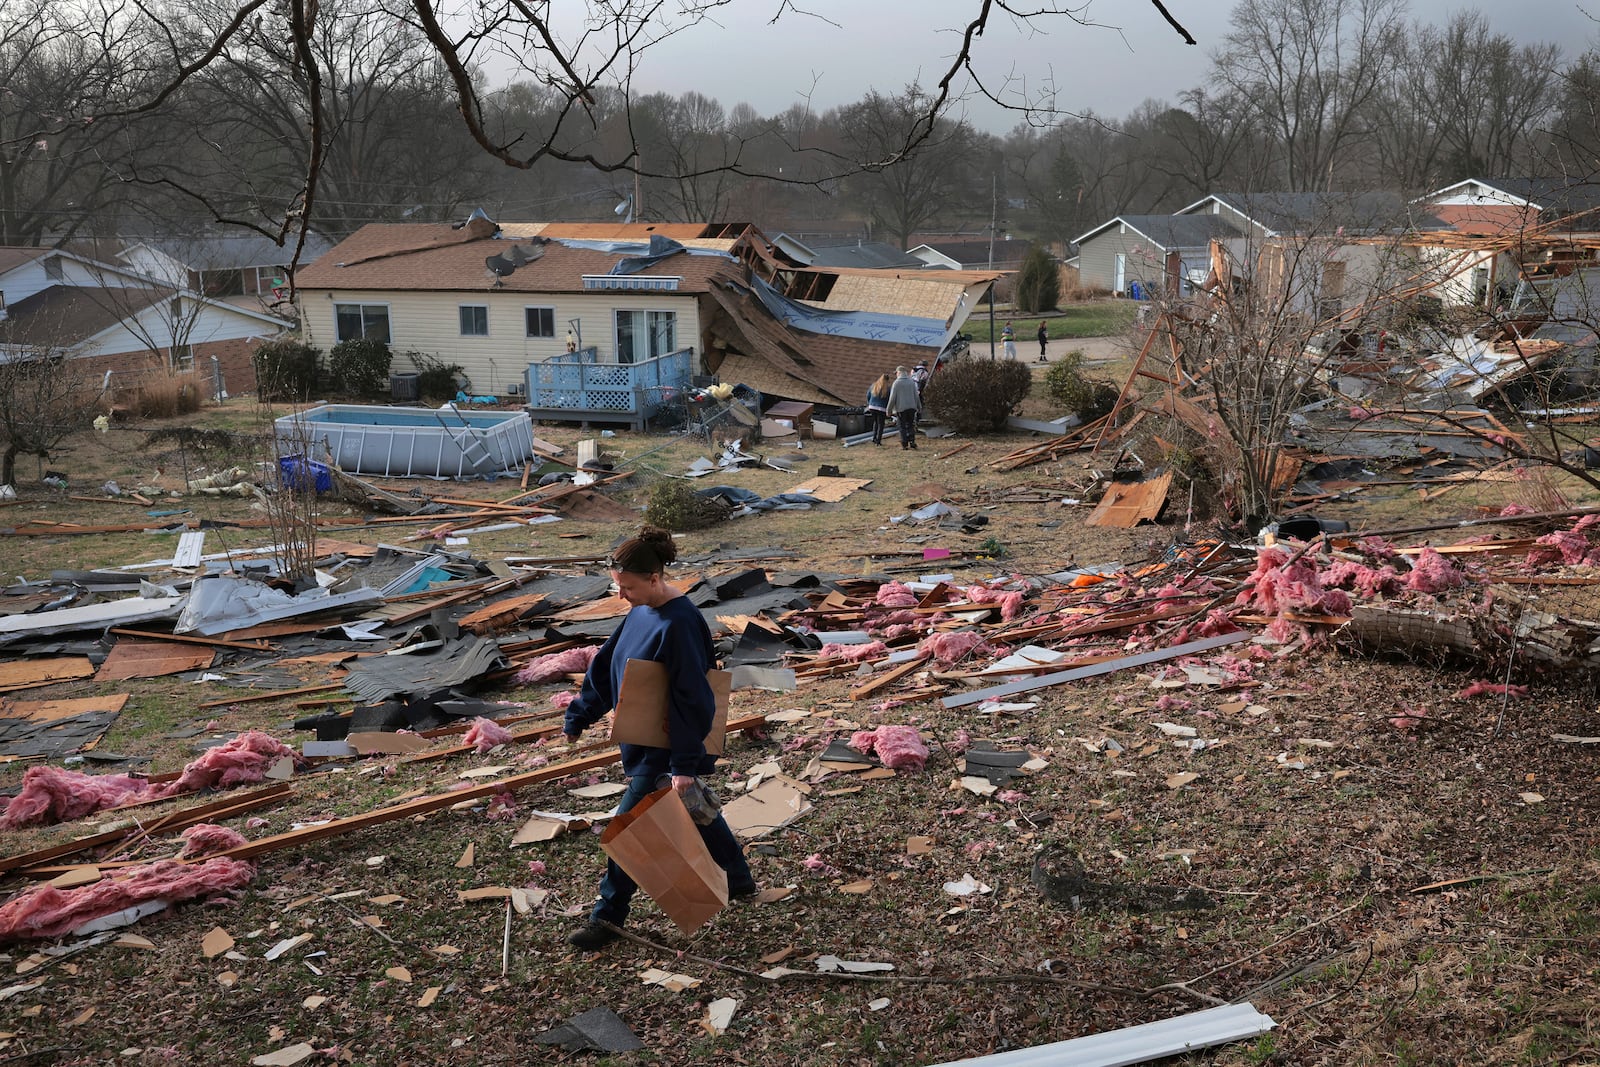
849;655;930;701
110;628;271;652
0;657;96;693
206;715;767;863
96;640;214;681
458;592;547;634
942;632;1252;709
197;683;344;709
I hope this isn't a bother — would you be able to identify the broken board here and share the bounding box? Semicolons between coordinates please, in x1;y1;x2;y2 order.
0;657;97;693
96;639;216;681
783;477;873;503
1085;472;1173;528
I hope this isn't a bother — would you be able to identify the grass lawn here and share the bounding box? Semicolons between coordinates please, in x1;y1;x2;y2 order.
970;299;1138;343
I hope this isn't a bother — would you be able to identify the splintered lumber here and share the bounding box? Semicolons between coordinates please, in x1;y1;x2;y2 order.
942;632;1251;709
203;714;767;863
849;655;930;701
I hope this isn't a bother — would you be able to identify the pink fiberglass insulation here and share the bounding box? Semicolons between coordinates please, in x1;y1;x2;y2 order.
1500;503;1534;517
875;582;919;608
818;641;888;662
918;630;987;664
1358;536;1399;560
1532;529;1590;567
848;725;929;771
549;690;577;709
1576;515;1600;533
1236;548;1350;615
1195;609;1242;637
0;767;149;830
1322;560;1403;599
846;729;879;755
962;586;1025;621
1455;681;1530;700
178;823;249;859
464;717;514;754
871;609;920;628
515;645;600;684
0;857;257;942
1403;548;1466;593
148;730;296;799
880;623;921;642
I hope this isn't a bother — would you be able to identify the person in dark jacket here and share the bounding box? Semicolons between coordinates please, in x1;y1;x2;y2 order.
865;373;892;446
887;365;922;450
564;526;756;951
1036;321;1049;362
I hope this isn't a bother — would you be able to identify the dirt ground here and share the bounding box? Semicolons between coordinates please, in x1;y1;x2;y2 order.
1;381;1599;1067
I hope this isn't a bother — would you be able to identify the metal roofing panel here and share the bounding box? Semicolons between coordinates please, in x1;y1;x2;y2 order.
924;1003;1276;1067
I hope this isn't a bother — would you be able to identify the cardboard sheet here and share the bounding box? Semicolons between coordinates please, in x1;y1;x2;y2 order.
611;659;731;755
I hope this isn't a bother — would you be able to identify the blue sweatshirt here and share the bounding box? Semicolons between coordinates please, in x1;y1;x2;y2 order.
563;595;718;778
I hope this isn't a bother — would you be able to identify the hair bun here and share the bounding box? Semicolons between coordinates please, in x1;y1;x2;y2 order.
637;525;677;564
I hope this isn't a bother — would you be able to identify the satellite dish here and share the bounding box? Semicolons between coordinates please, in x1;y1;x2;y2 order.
485;254;516;277
507;246;529;267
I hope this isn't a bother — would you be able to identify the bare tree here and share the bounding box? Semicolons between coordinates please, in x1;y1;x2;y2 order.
0;335;103;486
1;1;1198;266
1414;11;1560;180
837;85;981;249
1215;0;1406;192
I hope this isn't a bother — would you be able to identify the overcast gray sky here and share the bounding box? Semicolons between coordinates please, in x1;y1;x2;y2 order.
622;0;1600;130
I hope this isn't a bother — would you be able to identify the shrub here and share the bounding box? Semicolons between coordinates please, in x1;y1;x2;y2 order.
328;338;392;398
1013;245;1060;313
1043;351;1120;421
403;351;465;401
923;358;1034;434
644;479;728;532
253;339;321;401
118;371;205;418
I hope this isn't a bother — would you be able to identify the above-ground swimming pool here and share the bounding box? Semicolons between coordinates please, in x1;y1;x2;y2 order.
275;404;535;479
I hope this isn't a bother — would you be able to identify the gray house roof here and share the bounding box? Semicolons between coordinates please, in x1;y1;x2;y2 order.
1073;213;1242;250
1467;177;1600;218
1186;191;1449;237
138;233;333;271
806;241;923;269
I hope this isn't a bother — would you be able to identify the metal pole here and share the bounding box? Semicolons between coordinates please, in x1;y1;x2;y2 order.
989;284;997;360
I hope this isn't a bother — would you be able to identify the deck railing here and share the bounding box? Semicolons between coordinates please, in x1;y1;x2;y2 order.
523;347;693;427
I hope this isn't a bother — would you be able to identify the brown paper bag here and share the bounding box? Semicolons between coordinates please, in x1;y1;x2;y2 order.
611;659;731;755
600;787;729;934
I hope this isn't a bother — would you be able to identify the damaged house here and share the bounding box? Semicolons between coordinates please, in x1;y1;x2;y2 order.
295;216;996;422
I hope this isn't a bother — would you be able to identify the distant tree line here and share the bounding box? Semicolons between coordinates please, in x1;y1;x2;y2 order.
1;0;1596;253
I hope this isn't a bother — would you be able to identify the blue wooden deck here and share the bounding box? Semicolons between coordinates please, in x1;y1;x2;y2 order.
523;348;693;430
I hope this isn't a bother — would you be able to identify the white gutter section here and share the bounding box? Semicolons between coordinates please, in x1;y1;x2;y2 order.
923;1003;1276;1067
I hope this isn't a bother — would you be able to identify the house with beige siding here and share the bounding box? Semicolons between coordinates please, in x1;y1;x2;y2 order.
294;218;745;403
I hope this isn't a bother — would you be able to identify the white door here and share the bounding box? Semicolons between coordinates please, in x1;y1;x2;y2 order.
1113;253;1126;294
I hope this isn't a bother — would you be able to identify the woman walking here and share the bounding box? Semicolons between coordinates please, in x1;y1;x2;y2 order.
865;372;892;446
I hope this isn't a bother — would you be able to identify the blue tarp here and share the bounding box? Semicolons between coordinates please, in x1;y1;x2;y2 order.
745;275;948;348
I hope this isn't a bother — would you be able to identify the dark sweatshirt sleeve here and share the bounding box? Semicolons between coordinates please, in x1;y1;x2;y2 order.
659;620;715;777
563;629;619;737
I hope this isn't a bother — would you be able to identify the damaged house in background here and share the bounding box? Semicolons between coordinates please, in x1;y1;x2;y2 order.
295;217;998;426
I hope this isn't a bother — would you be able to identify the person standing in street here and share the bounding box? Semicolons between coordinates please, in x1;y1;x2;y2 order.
1001;321;1017;360
563;526;758;951
887;365;922;450
865;373;892;446
1036;321;1049;362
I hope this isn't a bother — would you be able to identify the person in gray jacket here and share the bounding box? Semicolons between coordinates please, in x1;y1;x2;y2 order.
886;365;922;450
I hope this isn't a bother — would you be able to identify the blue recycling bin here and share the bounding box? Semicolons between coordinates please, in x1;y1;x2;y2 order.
279;455;333;493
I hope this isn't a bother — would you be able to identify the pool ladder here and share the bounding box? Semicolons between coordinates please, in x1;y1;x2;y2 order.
437;405;497;476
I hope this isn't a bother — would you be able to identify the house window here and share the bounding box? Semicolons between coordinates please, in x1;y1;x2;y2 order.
335;303;391;343
525;306;555;338
44;257;63;281
459;305;489;337
171;344;194;370
614;310;677;364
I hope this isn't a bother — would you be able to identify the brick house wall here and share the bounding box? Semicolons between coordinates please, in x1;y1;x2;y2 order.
73;337;260;397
